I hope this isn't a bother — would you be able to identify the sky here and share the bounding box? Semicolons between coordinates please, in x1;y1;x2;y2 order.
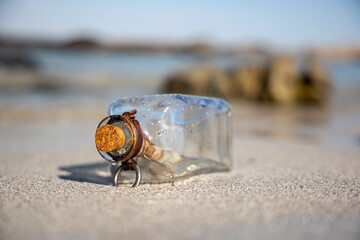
0;0;359;49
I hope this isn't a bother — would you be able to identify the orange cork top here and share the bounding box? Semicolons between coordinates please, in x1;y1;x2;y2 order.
95;125;126;152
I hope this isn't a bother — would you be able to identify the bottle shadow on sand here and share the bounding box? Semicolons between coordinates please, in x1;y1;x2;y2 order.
58;162;113;185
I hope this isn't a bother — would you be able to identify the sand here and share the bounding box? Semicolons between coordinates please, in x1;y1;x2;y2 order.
0;100;359;240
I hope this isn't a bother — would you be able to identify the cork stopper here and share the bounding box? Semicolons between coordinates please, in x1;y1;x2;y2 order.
95;125;126;152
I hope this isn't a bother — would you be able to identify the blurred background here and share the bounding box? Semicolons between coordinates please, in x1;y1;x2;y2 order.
0;0;359;148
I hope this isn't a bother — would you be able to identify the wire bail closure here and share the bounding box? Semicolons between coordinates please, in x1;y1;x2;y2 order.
95;110;144;188
96;109;169;188
113;159;142;187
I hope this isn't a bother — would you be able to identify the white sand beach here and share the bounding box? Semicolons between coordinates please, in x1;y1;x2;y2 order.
0;90;359;239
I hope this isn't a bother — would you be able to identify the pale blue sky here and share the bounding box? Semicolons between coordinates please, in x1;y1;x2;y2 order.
0;0;359;48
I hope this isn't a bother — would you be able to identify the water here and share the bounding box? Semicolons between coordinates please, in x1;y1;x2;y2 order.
1;48;359;105
20;48;359;89
326;59;360;87
28;48;245;81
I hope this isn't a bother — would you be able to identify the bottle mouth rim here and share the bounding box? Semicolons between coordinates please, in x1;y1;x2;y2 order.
95;114;143;164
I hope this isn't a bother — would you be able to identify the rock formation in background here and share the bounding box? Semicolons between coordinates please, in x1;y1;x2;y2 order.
268;56;302;104
163;56;331;105
230;64;269;101
299;60;331;104
162;66;231;99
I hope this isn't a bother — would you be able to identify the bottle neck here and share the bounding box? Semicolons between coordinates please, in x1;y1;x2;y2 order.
95;110;144;163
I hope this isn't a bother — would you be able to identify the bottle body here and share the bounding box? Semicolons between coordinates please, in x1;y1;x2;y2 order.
108;94;232;183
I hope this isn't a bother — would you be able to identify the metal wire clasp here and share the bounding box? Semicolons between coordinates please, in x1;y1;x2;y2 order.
113;159;142;187
96;109;166;188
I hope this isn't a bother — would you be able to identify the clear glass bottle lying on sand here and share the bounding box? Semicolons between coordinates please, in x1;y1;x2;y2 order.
95;94;232;186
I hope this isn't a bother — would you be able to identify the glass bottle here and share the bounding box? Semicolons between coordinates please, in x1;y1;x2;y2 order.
95;94;232;185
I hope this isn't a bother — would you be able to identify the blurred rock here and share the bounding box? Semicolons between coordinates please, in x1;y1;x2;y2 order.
162;56;331;105
162;66;232;98
230;64;269;100
298;62;331;104
268;56;301;104
63;38;100;49
0;52;38;70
